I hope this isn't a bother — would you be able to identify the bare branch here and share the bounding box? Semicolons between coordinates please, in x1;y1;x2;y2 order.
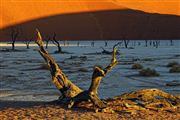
52;32;62;53
35;29;82;99
10;27;19;50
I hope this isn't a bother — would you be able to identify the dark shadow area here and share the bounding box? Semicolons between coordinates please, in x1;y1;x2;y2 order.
0;8;180;41
0;100;95;112
0;100;50;109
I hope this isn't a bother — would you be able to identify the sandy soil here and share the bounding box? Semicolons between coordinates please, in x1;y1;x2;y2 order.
0;98;179;120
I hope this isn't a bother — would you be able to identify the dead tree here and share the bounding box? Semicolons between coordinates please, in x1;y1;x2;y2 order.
24;37;32;49
52;33;62;53
36;30;81;98
67;42;69;46
100;42;121;55
35;30;180;113
10;28;19;50
104;41;108;47
132;40;136;47
121;35;130;48
45;35;51;49
157;40;160;47
91;41;95;47
101;47;112;54
149;40;152;46
63;40;66;46
170;40;173;46
77;41;80;47
123;40;130;48
35;30;118;111
145;40;148;47
154;40;160;48
67;44;118;109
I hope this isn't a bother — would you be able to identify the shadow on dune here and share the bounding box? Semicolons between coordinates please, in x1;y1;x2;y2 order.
0;9;180;41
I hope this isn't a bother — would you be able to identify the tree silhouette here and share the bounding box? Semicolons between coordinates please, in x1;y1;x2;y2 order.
52;33;62;53
10;27;19;50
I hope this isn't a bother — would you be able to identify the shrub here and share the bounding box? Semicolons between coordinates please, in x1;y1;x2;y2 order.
167;61;179;67
139;68;160;77
131;63;143;69
169;65;180;73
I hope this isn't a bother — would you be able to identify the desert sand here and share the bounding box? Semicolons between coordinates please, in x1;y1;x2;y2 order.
0;97;179;120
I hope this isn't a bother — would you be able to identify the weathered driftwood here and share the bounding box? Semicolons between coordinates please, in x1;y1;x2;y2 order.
35;30;118;110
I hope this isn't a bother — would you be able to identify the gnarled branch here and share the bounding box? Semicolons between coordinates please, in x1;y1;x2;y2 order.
35;30;118;110
68;45;119;109
36;29;82;99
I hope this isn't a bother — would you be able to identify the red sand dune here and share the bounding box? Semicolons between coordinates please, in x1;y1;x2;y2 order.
1;0;122;29
113;0;180;16
0;0;180;41
1;0;179;29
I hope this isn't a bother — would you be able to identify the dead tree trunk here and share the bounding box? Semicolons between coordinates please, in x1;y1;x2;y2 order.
100;42;121;55
149;40;152;46
45;36;51;49
145;40;148;47
52;33;62;53
170;40;173;46
63;40;66;46
10;28;19;50
104;41;108;47
77;41;80;47
154;40;160;48
24;38;32;49
68;45;118;109
123;40;130;48
101;47;111;54
91;41;95;47
36;30;82;98
132;41;136;47
35;30;118;110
